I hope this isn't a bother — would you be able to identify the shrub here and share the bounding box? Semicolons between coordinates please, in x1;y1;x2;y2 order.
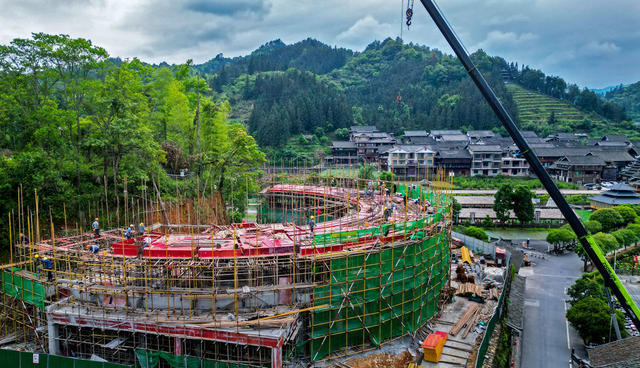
592;232;620;253
464;226;489;242
612;205;637;225
583;220;602;234
590;209;624;232
566;297;627;344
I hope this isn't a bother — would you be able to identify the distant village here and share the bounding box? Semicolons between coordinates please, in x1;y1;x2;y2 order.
327;126;640;187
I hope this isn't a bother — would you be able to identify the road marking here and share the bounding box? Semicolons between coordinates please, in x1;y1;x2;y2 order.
564;300;571;350
524;299;540;307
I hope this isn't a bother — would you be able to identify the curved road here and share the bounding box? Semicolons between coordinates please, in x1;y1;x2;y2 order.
520;252;587;367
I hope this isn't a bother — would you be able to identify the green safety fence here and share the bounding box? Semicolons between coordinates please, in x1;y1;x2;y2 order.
2;267;46;311
135;350;258;368
312;184;450;247
309;231;451;361
0;349;132;368
475;263;512;368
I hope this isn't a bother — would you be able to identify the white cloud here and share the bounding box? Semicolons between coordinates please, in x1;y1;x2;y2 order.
580;41;621;56
478;30;538;48
0;0;639;87
336;15;395;49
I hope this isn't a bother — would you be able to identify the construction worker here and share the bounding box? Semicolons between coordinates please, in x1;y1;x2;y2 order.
139;235;152;258
125;225;134;240
86;244;100;254
35;254;53;281
308;216;315;234
92;218;100;238
138;222;145;236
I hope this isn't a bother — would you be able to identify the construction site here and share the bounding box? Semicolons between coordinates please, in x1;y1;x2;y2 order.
0;173;463;367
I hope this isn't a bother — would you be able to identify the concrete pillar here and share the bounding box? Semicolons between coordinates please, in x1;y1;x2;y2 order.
174;337;183;355
271;346;282;368
47;318;60;355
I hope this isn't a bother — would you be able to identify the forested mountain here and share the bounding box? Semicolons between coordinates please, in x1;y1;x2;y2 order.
202;37;636;147
605;82;640;121
0;33;265;244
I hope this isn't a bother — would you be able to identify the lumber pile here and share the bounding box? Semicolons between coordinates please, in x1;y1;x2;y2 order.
449;304;481;336
486;288;500;300
455;283;484;297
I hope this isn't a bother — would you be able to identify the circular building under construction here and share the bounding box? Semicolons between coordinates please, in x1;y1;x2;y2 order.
0;176;452;368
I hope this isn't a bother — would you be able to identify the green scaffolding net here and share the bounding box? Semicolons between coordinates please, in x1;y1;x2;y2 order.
312;184;450;247
309;231;451;361
0;348;132;368
135;350;257;368
2;268;46;311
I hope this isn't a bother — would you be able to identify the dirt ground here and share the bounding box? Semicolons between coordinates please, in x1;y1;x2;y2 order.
345;351;413;368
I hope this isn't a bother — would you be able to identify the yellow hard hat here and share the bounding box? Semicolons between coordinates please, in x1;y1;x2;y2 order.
139;223;144;226
311;216;314;219
34;254;39;259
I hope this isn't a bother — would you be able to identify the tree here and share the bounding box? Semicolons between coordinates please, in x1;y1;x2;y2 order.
451;196;462;220
574;243;590;272
334;127;349;140
612;205;637;225
493;184;513;223
566;297;627;344
584;220;602;234
567;271;605;305
512;185;535;224
546;228;576;250
626;223;640;237
547;111;557;125
482;214;493;228
590;208;624;232
592;232;620;253
612;228;638;249
464;226;489;242
357;164;376;180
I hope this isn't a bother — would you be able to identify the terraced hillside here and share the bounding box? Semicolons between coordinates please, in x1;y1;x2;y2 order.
508;83;593;127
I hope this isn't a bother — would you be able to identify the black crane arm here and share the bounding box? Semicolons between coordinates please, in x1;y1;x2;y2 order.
417;0;640;329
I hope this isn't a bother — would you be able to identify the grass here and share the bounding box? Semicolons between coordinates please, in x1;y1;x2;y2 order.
576;209;593;222
508;84;592;127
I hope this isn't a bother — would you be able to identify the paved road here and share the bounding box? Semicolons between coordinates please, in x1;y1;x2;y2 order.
450;189;600;195
520;252;586;368
619;275;640;310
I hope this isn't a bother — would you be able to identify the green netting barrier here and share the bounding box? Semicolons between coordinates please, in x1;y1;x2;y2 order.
311;185;450;247
0;348;132;368
135;350;257;368
309;231;451;361
2;267;46;311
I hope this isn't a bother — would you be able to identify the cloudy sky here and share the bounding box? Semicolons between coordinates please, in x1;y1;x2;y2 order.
1;0;639;88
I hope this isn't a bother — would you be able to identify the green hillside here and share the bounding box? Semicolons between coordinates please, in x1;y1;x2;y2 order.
605;81;640;121
507;83;637;138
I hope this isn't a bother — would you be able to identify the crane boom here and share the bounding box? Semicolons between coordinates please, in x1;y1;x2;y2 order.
418;0;640;329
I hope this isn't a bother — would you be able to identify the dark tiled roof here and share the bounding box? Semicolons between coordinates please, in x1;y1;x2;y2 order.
555;155;606;166
506;275;526;331
435;150;472;159
521;131;539;138
468;144;502;153
588;337;640;367
441;134;469;142
331;141;356;148
601;134;630;142
404;130;428;137
431;129;462;136
589;195;640;205
467;130;495;138
408;136;436;145
349;125;377;132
